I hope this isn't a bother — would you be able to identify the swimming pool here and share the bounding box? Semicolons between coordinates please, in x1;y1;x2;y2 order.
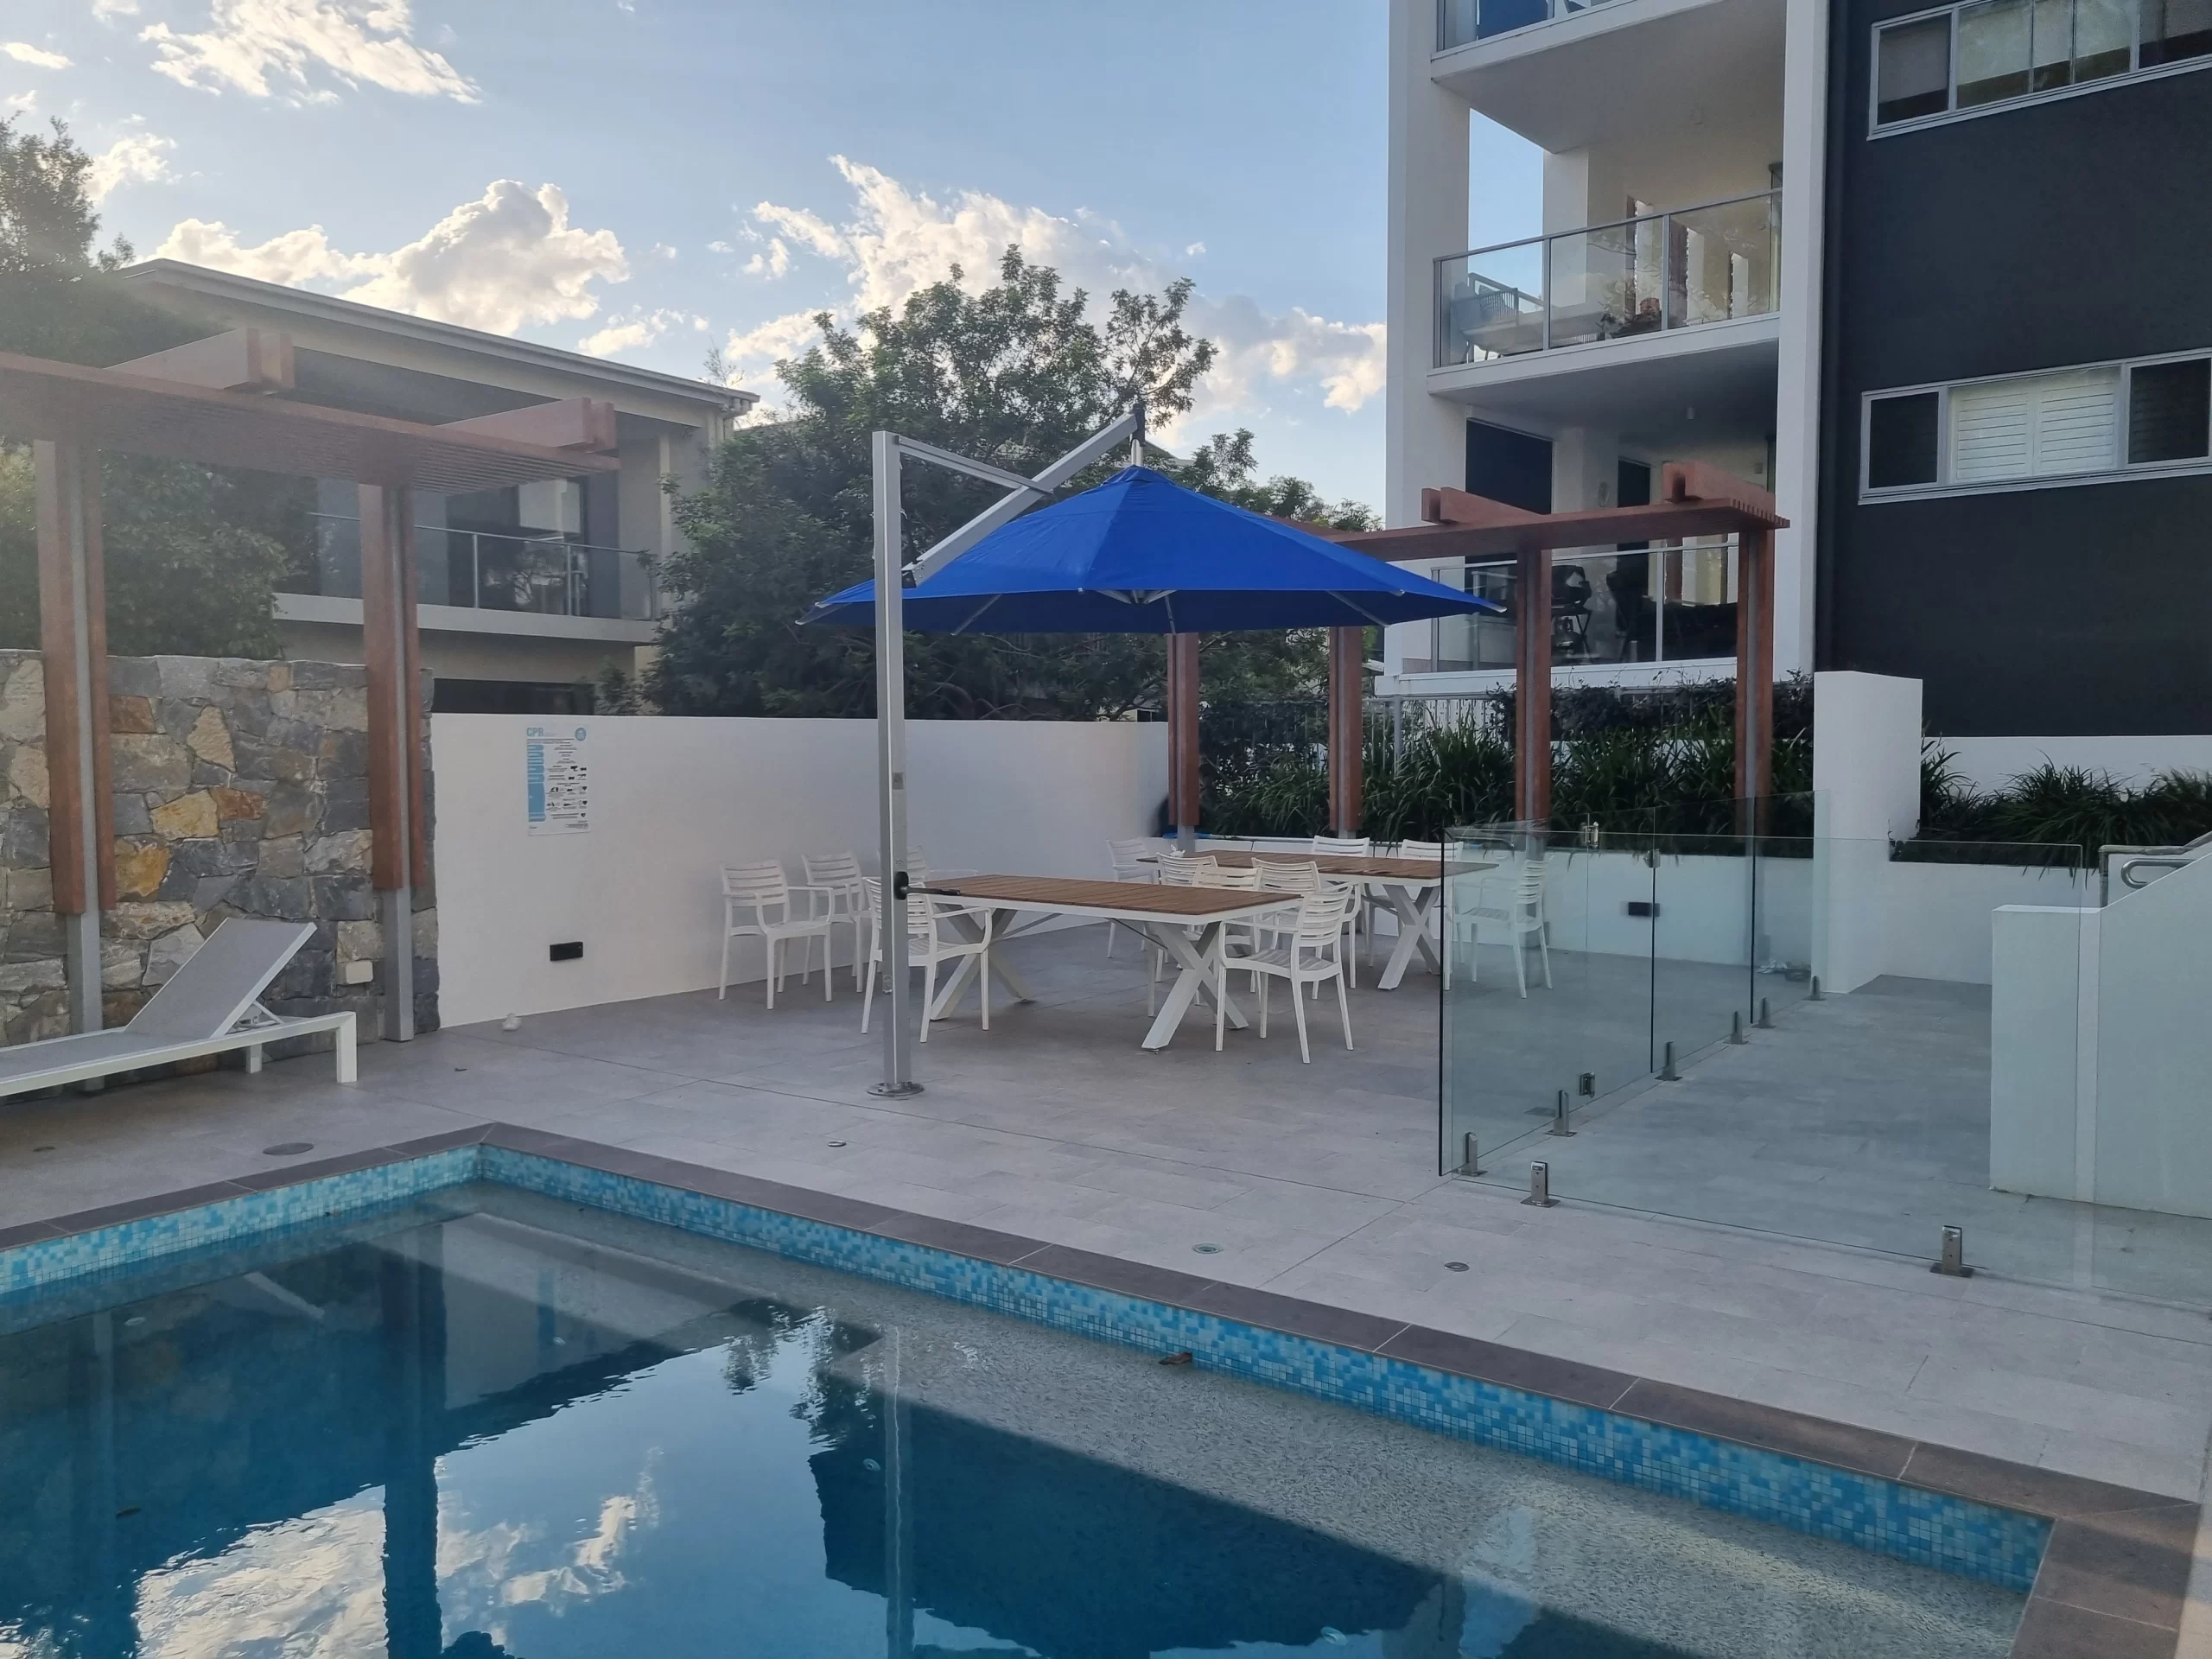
0;1173;2030;1658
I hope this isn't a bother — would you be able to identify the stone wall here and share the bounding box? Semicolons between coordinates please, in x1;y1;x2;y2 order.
0;651;436;1045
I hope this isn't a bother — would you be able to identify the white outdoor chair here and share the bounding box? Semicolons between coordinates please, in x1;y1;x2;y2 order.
1146;855;1216;1014
1255;859;1322;994
1104;836;1164;958
1218;887;1356;1063
719;861;835;1008
1312;835;1374;972
1312;835;1372;856
859;878;993;1041
802;852;870;988
0;918;356;1100
1450;854;1553;996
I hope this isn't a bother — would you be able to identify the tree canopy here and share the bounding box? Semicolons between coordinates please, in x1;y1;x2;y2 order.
0;117;299;658
646;249;1376;719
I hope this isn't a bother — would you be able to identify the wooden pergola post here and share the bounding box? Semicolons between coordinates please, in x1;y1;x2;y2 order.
33;438;115;1034
1512;543;1553;824
1325;626;1364;836
1166;632;1200;849
1734;524;1776;825
360;483;430;1041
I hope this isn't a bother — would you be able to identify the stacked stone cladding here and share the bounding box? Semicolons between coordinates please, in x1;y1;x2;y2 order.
0;652;436;1046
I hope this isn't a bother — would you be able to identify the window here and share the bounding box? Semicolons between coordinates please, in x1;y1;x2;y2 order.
2130;359;2212;462
1878;16;1953;120
1874;0;2212;130
1866;391;1941;486
1863;353;2212;497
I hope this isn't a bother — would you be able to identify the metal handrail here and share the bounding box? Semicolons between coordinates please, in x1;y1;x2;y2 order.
2098;830;2212;906
1437;188;1780;270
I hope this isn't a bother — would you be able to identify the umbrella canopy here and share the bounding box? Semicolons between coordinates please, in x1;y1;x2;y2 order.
803;465;1502;633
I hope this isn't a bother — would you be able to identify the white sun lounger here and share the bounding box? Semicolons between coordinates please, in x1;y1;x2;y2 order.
0;918;358;1101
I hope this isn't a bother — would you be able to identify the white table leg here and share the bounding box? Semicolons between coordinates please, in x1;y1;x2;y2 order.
1137;920;1247;1049
1376;885;1445;990
928;907;1038;1020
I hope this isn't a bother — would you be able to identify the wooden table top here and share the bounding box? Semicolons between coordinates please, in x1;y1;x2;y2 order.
918;874;1285;918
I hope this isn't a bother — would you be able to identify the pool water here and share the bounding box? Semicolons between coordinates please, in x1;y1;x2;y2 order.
0;1185;2025;1658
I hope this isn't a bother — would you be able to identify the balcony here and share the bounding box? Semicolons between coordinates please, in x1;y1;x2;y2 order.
277;513;659;643
1435;191;1779;370
1403;538;1740;677
1439;0;1628;48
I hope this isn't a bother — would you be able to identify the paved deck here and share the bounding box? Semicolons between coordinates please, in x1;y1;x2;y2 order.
3;926;2210;1520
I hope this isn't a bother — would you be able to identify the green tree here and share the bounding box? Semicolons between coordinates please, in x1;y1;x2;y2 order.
0;117;299;656
648;248;1376;719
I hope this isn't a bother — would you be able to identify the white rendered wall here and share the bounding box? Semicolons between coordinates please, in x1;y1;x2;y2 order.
431;715;1168;1028
1989;906;2091;1199
1772;0;1829;677
1812;671;1922;992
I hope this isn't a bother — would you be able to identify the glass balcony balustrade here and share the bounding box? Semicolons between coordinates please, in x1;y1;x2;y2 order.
1439;0;1627;47
1435;192;1781;368
1409;539;1740;675
288;513;657;623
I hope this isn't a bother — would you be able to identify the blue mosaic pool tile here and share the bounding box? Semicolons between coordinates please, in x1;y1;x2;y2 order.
0;1141;2054;1594
0;1146;479;1298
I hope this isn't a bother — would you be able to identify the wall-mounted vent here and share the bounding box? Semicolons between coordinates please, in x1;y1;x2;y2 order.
550;941;583;962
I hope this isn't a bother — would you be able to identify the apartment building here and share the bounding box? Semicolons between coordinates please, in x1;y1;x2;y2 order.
121;260;753;713
1382;0;2212;776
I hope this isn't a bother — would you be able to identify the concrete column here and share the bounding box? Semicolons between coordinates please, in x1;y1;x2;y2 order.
1773;0;1832;676
1386;0;1472;528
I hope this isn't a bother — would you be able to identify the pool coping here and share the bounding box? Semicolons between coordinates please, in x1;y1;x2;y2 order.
7;1120;2195;1659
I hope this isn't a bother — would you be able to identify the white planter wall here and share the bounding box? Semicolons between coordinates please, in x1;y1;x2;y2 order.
430;715;1166;1027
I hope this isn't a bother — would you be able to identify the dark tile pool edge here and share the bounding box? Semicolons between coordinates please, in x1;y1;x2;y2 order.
0;1122;2190;1656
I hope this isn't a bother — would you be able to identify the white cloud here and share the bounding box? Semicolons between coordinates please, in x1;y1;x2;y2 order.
4;90;35;112
87;130;175;200
93;0;141;18
740;237;790;280
577;306;704;358
141;0;476;102
717;157;1387;428
3;42;73;69
155;180;630;334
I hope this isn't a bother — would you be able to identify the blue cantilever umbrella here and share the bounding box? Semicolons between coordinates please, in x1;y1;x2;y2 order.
802;465;1501;633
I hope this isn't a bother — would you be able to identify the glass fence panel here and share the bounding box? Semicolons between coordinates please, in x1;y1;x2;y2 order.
2082;842;2212;1301
1666;194;1780;327
1438;245;1545;365
1442;820;1654;1179
1546;221;1654;348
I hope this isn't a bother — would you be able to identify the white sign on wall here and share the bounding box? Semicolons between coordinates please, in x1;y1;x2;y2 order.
525;725;590;836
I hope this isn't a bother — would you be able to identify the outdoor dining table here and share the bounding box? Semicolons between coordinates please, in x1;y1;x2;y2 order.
1147;852;1497;992
914;874;1293;1051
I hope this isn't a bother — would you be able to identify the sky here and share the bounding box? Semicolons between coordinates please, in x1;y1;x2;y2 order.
3;0;1540;511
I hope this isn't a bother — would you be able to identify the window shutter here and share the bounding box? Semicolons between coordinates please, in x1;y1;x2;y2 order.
2031;370;2120;474
1950;382;2034;482
1950;368;2120;482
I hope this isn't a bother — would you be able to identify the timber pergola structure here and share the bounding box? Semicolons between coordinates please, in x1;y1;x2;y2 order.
1313;460;1788;828
0;331;618;1042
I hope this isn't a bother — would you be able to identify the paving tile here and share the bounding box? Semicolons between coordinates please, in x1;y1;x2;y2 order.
2031;1507;2196;1630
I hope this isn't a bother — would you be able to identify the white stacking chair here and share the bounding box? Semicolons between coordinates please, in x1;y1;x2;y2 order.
1255;859;1322;995
1218;887;1356;1063
1146;855;1216;1014
860;878;993;1041
1104;836;1164;958
1451;853;1553;997
719;861;835;1007
1311;835;1374;976
801;852;870;988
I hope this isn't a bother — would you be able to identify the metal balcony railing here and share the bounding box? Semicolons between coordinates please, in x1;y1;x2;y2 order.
290;513;657;622
1435;190;1781;369
1439;0;1629;48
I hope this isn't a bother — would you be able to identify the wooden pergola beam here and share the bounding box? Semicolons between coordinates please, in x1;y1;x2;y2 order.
3;340;612;1040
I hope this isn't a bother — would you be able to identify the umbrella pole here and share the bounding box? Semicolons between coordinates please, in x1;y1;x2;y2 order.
871;430;920;1096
